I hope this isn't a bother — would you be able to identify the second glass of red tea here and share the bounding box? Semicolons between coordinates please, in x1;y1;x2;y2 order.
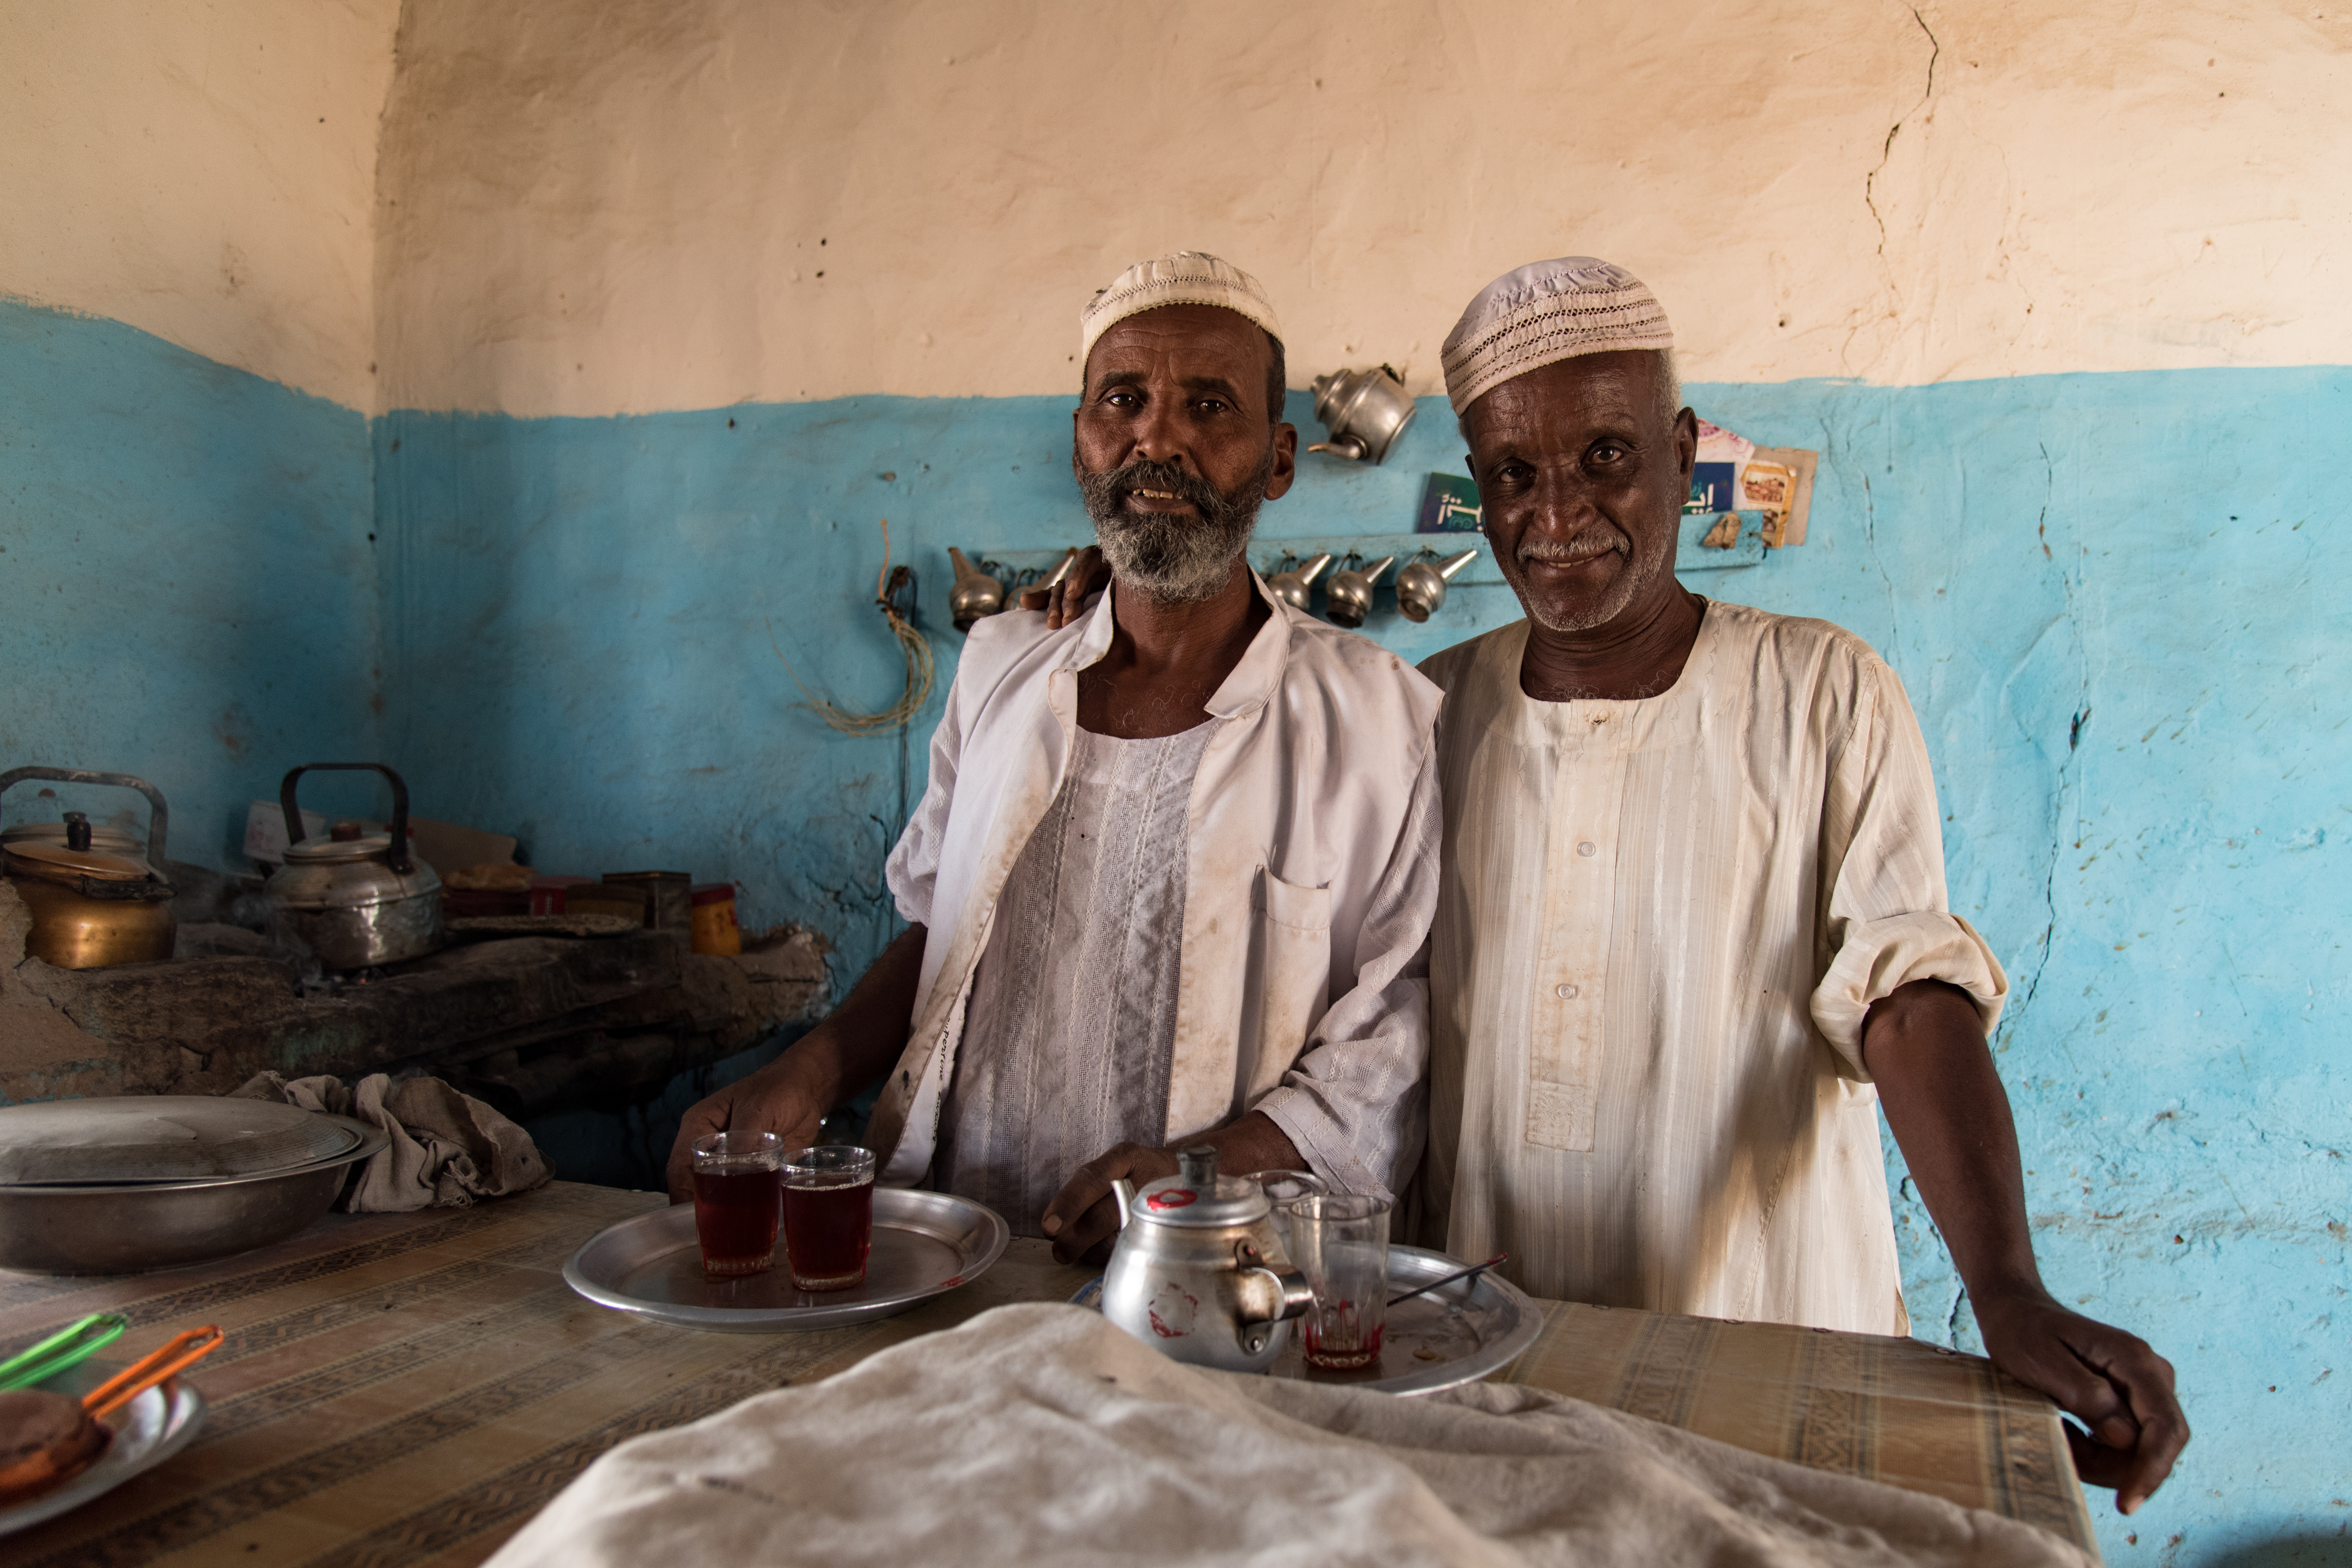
782;1145;875;1291
690;1130;783;1278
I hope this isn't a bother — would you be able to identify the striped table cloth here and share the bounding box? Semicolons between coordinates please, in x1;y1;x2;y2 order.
0;1181;2096;1565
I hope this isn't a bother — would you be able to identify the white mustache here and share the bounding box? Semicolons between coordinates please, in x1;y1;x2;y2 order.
1518;528;1629;564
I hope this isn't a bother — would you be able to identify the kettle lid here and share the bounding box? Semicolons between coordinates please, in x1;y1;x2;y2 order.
1132;1145;1270;1228
4;838;157;882
283;822;393;863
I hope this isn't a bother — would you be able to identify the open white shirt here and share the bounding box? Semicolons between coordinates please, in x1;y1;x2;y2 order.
1417;603;2007;1334
874;573;1444;1203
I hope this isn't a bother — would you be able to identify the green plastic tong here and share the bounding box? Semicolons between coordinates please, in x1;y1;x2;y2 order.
0;1313;129;1391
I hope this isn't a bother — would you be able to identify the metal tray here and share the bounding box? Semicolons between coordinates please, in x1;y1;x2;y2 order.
1075;1243;1541;1396
564;1188;1010;1334
0;1368;208;1537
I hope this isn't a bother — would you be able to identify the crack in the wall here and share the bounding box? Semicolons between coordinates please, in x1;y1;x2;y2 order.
1864;5;1942;259
2008;443;2078;1036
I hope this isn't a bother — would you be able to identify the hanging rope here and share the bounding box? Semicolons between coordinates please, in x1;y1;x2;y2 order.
768;518;936;735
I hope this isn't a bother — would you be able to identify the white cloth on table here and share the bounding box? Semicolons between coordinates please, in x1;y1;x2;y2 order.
231;1071;549;1212
481;1302;2089;1568
939;720;1215;1235
1416;604;2007;1334
874;572;1443;1204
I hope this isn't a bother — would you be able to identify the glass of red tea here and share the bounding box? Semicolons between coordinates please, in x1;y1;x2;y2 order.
1289;1192;1390;1371
690;1130;783;1278
782;1145;875;1291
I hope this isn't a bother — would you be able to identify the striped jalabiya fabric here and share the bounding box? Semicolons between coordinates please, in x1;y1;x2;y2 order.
1415;602;2006;1335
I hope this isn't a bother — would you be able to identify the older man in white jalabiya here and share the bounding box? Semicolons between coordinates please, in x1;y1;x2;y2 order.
1417;256;2186;1514
669;251;1441;1264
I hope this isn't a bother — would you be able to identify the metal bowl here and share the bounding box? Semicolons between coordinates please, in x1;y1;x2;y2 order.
0;1119;387;1275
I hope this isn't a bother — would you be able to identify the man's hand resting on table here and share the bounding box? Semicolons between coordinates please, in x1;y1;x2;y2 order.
1972;1285;2186;1516
1866;977;2189;1514
1038;1111;1306;1266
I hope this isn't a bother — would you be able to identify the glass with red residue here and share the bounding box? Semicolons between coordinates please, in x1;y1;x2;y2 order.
1289;1192;1390;1371
783;1145;875;1291
691;1131;783;1277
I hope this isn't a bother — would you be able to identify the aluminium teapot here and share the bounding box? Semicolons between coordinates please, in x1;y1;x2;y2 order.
1103;1145;1314;1374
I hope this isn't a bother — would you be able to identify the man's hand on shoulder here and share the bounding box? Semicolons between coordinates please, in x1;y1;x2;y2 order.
1972;1284;2188;1514
1016;546;1107;630
663;1056;826;1205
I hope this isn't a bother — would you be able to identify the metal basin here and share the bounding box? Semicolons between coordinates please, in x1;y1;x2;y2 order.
0;1122;388;1275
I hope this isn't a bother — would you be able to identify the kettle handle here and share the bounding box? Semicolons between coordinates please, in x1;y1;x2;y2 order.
0;767;169;868
280;763;417;874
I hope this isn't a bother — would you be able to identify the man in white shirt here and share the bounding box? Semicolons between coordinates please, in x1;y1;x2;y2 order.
1418;255;2185;1513
666;252;1442;1263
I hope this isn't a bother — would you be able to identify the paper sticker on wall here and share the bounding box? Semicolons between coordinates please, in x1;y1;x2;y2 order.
1418;473;1483;533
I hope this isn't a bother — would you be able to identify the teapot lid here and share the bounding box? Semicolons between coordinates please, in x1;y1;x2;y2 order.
1132;1146;1270;1228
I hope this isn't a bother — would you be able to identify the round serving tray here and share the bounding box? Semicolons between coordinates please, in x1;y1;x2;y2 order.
0;1368;208;1537
1075;1242;1541;1396
564;1188;1010;1334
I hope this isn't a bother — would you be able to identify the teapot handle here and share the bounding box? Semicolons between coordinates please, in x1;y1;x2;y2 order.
1110;1177;1137;1231
0;767;169;869
280;763;417;874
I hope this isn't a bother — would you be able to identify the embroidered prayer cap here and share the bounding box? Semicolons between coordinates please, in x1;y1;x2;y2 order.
1440;257;1675;415
1080;251;1283;366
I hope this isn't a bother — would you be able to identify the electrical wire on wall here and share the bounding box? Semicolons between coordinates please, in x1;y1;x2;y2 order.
766;517;935;737
766;516;934;967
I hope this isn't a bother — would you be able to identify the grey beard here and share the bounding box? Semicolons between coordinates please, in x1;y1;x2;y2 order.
1079;454;1269;605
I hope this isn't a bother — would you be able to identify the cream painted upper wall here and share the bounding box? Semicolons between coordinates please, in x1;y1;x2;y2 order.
1;0;399;409
377;0;2350;415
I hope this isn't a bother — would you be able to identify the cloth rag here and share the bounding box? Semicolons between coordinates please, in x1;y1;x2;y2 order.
483;1302;2091;1568
231;1071;549;1212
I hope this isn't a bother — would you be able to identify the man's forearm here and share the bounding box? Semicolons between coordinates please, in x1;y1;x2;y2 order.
1862;977;2042;1298
777;923;929;1109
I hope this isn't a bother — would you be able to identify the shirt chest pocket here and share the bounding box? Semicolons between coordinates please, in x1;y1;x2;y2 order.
1240;868;1333;1100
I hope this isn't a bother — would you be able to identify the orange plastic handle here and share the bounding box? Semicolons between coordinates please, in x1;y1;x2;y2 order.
82;1325;224;1421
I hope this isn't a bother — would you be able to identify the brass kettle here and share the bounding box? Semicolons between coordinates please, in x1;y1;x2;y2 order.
0;767;177;969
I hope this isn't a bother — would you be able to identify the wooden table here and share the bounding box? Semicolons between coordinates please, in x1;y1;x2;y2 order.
0;1182;2098;1566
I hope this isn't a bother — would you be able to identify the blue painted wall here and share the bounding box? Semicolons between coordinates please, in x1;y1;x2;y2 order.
375;371;2349;1564
6;294;2342;1558
0;300;385;859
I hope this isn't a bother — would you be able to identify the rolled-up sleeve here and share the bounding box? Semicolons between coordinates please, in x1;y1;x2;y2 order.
1256;743;1440;1204
1809;657;2009;1074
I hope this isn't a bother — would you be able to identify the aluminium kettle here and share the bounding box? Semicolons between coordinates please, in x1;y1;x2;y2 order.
0;766;177;969
263;763;445;970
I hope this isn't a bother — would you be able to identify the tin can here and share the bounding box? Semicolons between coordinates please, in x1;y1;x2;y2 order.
604;871;692;932
529;875;597;916
691;883;741;956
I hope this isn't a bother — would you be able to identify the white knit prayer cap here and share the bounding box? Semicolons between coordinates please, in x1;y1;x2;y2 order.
1079;251;1283;367
1440;257;1675;415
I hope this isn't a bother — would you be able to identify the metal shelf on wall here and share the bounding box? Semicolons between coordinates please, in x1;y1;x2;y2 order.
958;509;1773;598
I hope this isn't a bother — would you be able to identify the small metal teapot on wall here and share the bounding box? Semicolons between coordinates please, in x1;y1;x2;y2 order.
1323;556;1395;628
1103;1145;1314;1373
1308;366;1417;464
947;548;1005;631
1265;552;1332;611
1395;548;1480;623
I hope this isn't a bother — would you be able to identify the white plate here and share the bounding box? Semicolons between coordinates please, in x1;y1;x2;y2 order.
1073;1243;1541;1396
0;1371;208;1537
565;1188;1010;1334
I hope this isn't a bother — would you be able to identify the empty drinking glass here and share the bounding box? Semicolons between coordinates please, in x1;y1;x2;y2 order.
1288;1192;1389;1371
